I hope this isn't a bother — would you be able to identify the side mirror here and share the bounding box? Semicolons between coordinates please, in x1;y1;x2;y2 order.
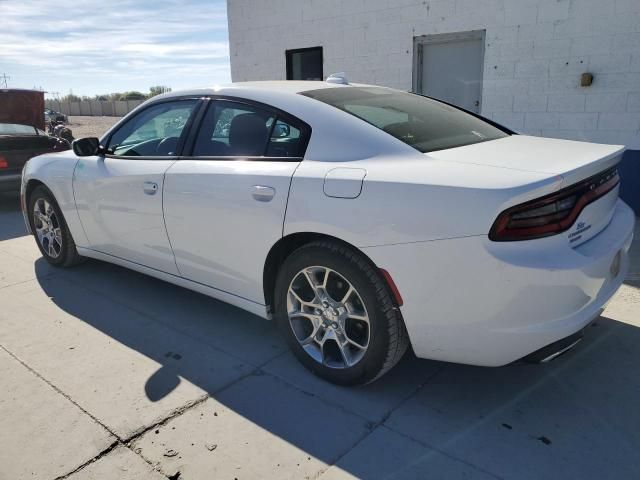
72;137;101;157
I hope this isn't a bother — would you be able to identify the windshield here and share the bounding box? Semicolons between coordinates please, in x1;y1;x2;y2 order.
0;123;37;135
301;87;508;153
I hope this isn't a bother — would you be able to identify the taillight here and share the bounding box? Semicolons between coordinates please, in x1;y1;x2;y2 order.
0;155;7;169
489;167;619;241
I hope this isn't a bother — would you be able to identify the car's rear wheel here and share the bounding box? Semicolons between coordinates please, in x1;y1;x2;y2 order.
274;240;408;385
28;185;83;267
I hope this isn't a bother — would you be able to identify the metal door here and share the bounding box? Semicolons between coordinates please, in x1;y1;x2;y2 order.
414;31;485;113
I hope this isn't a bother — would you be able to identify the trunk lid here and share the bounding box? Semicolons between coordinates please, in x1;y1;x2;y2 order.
428;135;624;186
429;135;624;247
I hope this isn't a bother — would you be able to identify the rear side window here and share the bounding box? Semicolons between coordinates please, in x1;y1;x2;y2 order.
192;100;305;158
302;87;508;153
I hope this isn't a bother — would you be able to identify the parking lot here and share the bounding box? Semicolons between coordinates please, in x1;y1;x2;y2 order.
66;116;122;139
1;187;639;479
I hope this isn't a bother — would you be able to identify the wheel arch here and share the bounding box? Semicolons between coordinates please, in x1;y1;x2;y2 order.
24;172;89;248
25;178;48;202
23;179;49;234
263;231;396;314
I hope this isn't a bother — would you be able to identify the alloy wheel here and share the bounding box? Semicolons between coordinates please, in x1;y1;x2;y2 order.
287;266;370;369
33;198;63;259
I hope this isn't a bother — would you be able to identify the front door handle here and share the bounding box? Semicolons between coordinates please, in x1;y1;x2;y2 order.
143;181;158;195
252;185;275;202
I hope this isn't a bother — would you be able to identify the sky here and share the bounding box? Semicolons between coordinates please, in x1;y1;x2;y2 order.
0;0;231;98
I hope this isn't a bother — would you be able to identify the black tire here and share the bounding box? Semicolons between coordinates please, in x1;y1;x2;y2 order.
28;185;83;267
274;240;409;385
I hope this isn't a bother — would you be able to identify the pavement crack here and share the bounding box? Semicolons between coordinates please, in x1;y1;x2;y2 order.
124;393;211;444
382;364;445;423
0;344;120;439
52;439;120;480
0;274;55;291
380;415;506;479
125;352;288;473
310;364;446;479
373;365;505;480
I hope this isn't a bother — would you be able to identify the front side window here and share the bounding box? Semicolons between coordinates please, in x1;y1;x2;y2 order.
192;101;304;158
106;99;197;156
302;87;508;153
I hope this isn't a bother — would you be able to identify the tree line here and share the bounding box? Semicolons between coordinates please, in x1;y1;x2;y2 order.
58;86;172;102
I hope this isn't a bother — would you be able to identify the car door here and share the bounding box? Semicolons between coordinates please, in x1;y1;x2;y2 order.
163;98;310;303
73;98;201;274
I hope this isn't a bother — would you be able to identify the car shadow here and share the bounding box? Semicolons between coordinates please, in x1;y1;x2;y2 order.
623;218;640;289
0;192;27;241
32;256;640;478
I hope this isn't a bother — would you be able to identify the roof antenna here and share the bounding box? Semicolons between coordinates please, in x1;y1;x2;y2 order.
326;72;348;85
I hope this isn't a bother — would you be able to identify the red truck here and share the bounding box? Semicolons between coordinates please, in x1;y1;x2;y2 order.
0;89;70;192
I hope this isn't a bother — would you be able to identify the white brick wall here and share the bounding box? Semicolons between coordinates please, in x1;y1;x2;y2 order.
228;0;640;146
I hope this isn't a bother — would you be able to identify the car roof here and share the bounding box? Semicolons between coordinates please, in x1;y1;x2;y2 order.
149;80;375;102
107;81;419;162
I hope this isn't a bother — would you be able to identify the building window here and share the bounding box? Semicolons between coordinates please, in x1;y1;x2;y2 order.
286;47;323;81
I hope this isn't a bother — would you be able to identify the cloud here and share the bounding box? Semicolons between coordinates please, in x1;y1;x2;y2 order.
0;0;231;95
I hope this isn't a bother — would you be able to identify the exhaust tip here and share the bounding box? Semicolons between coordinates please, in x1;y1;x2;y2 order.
521;330;584;364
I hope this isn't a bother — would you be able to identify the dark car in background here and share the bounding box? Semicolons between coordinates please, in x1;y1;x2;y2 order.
1;89;70;193
44;108;68;124
0;123;69;192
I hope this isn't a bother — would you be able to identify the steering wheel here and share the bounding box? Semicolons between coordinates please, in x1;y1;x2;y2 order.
156;137;179;156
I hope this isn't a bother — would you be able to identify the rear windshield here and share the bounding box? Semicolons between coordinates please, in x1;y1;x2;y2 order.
0;123;37;136
301;87;508;153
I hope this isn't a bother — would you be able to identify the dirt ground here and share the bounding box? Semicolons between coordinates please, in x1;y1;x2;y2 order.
67;116;121;139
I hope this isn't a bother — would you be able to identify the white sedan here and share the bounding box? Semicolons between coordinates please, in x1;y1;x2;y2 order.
21;80;635;385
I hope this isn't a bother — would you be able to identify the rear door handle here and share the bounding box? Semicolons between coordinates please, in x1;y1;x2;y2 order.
143;181;158;195
252;185;275;202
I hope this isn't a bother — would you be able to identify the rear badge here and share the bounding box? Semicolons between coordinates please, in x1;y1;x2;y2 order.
568;221;591;244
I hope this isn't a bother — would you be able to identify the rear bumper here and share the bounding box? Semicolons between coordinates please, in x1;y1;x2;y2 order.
0;173;21;192
363;199;635;366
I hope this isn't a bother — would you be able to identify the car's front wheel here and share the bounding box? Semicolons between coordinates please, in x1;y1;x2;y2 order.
28;185;83;267
274;240;409;385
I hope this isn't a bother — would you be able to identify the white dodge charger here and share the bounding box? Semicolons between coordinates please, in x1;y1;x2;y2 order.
21;80;635;385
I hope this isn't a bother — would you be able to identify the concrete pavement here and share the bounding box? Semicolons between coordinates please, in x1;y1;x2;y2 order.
1;192;639;479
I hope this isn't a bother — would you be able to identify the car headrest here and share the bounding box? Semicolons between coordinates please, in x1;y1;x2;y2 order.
228;113;268;156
